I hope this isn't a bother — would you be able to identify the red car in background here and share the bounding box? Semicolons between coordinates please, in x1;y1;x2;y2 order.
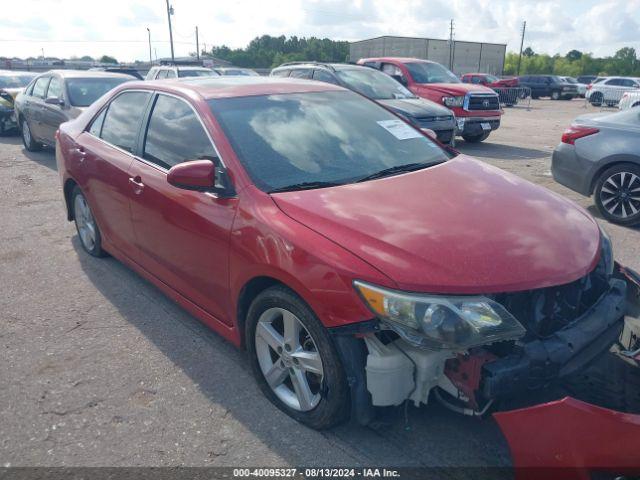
358;57;502;143
461;73;519;88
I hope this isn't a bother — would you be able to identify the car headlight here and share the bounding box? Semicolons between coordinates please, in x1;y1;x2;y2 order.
354;281;525;349
442;96;465;108
598;225;614;276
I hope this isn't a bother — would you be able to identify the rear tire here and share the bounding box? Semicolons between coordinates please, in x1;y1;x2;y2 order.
594;163;640;226
21;118;41;152
71;186;107;257
246;285;350;429
590;92;603;106
462;131;490;143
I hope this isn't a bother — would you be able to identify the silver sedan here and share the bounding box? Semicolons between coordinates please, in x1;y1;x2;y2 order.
552;108;640;226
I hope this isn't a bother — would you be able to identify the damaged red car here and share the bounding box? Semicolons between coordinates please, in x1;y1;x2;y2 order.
56;77;640;434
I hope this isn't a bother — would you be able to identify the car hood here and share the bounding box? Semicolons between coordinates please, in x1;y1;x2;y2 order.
413;83;495;97
377;97;453;118
272;156;600;294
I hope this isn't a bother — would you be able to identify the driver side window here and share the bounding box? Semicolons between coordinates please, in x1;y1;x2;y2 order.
381;63;407;84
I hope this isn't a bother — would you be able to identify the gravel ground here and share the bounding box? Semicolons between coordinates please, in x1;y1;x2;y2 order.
0;98;637;472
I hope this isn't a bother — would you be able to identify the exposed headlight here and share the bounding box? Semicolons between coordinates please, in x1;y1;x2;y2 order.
354;281;525;349
442;96;465;108
598;225;614;276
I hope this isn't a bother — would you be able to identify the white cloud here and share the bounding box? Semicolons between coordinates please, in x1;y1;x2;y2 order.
0;0;638;62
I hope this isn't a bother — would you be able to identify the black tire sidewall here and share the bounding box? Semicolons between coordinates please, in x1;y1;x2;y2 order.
594;164;640;226
71;186;106;257
245;285;350;429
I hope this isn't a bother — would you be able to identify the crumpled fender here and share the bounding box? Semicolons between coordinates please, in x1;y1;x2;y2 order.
494;397;640;480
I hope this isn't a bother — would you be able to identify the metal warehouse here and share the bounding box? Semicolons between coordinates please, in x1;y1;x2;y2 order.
349;36;506;75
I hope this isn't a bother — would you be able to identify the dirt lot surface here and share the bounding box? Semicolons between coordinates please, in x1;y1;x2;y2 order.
1;99;638;472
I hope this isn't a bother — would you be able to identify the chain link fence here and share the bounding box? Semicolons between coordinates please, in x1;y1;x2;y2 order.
492;87;531;110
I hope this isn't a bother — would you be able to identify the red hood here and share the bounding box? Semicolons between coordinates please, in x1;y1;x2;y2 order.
272;156;600;294
413;82;496;97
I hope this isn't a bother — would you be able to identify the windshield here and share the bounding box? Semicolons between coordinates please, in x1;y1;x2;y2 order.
67;77;131;107
405;62;460;84
209;91;449;192
336;68;415;100
0;74;36;89
564;77;577;84
178;69;218;78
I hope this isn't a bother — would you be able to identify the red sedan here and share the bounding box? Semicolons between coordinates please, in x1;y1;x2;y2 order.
56;77;639;430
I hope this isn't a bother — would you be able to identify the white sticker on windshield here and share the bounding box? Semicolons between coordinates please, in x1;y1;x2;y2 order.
377;120;423;140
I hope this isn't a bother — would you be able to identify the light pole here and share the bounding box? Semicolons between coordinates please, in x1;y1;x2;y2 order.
165;0;175;63
146;27;152;65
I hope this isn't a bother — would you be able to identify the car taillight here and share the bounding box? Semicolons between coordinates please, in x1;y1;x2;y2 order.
561;125;599;145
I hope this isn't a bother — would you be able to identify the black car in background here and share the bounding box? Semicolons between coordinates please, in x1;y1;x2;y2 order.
271;62;457;145
519;75;579;100
14;70;132;151
577;75;598;85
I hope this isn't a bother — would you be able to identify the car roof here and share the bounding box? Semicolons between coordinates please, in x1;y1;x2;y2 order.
122;76;344;100
359;57;438;64
273;63;375;72
40;69;133;79
0;70;37;77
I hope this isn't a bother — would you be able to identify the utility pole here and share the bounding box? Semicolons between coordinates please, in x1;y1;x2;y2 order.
165;0;175;63
448;19;455;71
195;26;200;61
146;27;152;65
517;21;526;75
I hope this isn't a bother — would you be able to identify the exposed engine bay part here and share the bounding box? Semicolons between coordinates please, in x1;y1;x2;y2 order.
363;335;453;407
494;397;640;480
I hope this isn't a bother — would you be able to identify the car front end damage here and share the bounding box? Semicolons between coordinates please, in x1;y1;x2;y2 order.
331;231;640;433
0;89;19;134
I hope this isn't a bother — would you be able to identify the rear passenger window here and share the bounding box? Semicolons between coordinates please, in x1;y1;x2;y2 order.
271;69;290;77
32;77;50;98
88;109;107;137
100;91;151;153
143;94;216;169
312;69;339;84
289;69;312;79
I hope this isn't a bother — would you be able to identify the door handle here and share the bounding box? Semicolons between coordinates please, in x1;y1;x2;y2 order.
72;147;86;160
129;176;144;194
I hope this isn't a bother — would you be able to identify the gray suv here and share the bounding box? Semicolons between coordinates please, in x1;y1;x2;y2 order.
271;62;457;145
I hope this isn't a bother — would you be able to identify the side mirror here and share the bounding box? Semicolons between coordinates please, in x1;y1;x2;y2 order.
167;159;234;196
45;96;64;106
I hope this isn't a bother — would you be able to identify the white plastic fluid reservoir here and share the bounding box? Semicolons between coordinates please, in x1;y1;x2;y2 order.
364;336;415;406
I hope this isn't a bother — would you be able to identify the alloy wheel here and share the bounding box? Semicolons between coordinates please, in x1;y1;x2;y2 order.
599;171;640;219
254;307;324;412
74;193;97;251
22;122;31;145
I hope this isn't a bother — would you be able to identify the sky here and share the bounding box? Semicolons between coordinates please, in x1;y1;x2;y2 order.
1;0;639;62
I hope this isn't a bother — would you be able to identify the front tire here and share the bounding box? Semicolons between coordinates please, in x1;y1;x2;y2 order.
594;164;640;226
551;91;560;100
21;118;41;152
246;286;350;429
590;92;603;106
462;131;490;143
72;186;107;257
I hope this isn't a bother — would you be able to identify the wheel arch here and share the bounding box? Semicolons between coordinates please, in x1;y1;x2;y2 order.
63;177;79;221
589;156;640;195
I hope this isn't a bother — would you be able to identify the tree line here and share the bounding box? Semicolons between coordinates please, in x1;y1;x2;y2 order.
203;35;349;68
503;47;640;77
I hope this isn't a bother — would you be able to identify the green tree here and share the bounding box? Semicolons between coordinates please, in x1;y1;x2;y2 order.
523;47;535;57
565;50;582;61
99;55;118;64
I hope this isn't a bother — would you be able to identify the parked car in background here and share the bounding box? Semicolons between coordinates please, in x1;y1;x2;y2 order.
586;77;640;107
270;62;457;145
460;73;518;88
14;70;132;151
561;76;587;97
358;57;501;143
619;91;640;110
89;67;144;80
461;73;521;106
577;75;598;85
0;70;37;135
518;75;578;100
552;108;640;226
145;65;219;80
215;67;259;76
56;76;640;429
